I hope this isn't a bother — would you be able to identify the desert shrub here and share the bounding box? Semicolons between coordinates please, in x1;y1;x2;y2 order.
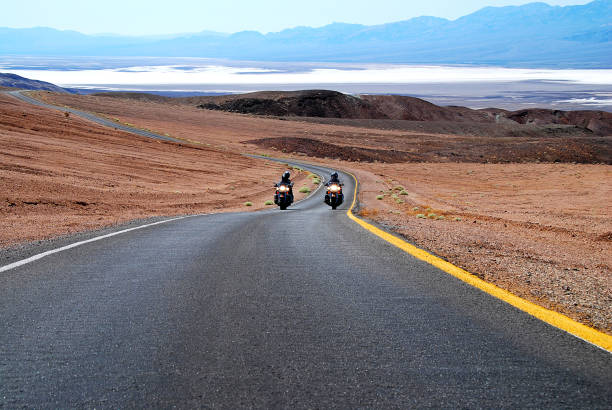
245;202;253;207
299;186;311;193
393;186;405;191
264;200;274;205
427;213;437;219
396;199;404;204
437;215;445;220
399;190;409;195
454;217;462;221
416;214;426;219
412;206;420;211
376;195;384;200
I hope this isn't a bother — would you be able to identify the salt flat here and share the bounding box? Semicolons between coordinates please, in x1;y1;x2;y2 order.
1;57;611;110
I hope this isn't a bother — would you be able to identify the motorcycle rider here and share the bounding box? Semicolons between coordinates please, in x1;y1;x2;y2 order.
327;171;340;185
325;171;344;205
274;171;294;204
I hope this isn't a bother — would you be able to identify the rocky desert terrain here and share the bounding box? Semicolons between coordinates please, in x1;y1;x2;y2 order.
2;89;610;334
101;90;612;136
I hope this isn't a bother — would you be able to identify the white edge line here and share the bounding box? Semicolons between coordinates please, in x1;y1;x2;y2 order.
0;215;194;274
1;155;323;273
1;158;325;274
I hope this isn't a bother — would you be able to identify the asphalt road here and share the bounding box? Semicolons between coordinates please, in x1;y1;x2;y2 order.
6;90;183;143
1;163;611;408
1;94;611;407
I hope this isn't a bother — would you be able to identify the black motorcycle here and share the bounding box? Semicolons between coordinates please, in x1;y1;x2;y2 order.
324;182;344;210
274;182;294;210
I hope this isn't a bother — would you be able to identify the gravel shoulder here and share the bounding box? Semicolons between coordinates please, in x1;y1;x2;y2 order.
350;163;611;334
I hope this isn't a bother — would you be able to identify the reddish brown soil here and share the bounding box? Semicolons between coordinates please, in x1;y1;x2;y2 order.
351;163;611;333
248;135;610;164
0;93;315;247
27;92;612;334
248;137;421;163
97;90;612;136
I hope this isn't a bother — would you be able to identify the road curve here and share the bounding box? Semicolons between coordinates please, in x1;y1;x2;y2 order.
1;94;611;408
6;90;183;143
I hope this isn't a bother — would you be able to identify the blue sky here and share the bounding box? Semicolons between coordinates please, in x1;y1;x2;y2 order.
1;0;592;35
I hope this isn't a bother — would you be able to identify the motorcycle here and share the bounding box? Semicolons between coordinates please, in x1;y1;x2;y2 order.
324;182;344;210
274;182;294;210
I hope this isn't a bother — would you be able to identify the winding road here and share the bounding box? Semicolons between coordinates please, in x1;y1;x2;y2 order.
1;91;611;408
7;90;183;143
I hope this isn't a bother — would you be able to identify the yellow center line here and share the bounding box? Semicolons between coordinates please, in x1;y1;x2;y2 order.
344;170;612;353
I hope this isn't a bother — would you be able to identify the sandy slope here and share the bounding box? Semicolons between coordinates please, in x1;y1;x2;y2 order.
0;93;315;247
9;92;611;334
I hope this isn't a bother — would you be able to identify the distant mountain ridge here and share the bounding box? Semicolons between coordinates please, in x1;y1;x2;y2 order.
0;73;68;92
0;0;611;67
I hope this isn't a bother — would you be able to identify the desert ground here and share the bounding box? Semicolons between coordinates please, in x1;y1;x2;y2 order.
0;92;315;247
2;91;610;334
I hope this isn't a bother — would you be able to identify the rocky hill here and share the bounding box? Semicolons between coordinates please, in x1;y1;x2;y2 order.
0;73;68;93
195;90;388;119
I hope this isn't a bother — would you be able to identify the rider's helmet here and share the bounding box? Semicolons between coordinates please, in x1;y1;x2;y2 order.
282;171;291;182
330;172;339;181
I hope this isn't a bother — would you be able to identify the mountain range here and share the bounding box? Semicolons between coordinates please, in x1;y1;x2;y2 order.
0;0;610;67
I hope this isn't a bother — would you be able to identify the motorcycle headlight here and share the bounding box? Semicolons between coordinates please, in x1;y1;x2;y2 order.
279;185;289;192
329;184;340;192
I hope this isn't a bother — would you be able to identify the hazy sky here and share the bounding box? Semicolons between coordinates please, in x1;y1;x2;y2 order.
0;0;593;35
